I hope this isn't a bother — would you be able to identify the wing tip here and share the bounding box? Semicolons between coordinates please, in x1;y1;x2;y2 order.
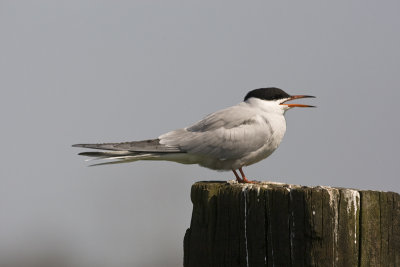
72;144;86;148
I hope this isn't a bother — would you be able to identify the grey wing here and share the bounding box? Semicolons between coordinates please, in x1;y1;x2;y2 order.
72;139;183;153
159;106;272;160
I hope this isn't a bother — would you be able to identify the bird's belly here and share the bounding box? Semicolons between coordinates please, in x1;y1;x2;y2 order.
233;122;286;169
192;131;285;171
242;142;278;166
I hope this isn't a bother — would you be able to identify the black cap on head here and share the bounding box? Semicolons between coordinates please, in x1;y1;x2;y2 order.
244;87;291;101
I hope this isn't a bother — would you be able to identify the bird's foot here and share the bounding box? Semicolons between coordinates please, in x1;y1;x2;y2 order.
232;168;259;183
239;177;258;184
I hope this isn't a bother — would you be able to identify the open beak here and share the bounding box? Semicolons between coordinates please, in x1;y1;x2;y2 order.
280;95;316;108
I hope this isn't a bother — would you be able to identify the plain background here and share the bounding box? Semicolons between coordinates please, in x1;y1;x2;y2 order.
1;1;399;266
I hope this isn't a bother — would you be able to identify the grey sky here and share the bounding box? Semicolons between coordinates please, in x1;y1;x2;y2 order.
1;1;399;266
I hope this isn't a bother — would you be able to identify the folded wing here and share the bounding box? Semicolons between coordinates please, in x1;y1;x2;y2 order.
159;105;272;160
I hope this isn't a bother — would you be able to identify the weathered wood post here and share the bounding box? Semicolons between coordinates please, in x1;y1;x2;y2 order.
184;181;400;267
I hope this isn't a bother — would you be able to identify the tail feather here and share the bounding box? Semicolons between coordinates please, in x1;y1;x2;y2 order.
88;158;139;167
87;154;156;167
74;147;165;166
78;151;134;157
72;139;183;153
73;139;185;166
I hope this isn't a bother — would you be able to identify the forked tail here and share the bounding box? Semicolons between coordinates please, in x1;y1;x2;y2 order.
72;139;184;166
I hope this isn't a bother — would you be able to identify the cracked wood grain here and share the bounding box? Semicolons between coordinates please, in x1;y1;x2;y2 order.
184;182;400;267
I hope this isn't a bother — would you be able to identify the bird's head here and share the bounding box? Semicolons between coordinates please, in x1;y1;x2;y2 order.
244;87;315;114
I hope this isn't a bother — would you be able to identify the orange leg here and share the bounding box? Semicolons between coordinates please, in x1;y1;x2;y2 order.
238;167;256;183
232;169;243;182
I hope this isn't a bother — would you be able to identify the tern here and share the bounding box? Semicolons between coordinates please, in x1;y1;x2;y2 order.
73;87;315;183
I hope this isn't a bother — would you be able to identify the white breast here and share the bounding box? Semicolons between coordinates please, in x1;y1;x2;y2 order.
240;113;286;167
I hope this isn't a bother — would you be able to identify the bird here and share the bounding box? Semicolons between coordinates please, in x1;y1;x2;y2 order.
73;87;315;183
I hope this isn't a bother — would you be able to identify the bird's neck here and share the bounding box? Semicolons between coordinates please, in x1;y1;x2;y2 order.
245;98;285;115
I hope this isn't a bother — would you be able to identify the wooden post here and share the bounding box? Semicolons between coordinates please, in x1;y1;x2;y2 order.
183;181;400;267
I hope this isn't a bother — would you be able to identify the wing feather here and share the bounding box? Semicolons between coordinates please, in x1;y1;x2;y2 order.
160;104;272;160
73;139;182;153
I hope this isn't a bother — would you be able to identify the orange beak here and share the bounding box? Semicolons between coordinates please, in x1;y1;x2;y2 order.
280;95;316;108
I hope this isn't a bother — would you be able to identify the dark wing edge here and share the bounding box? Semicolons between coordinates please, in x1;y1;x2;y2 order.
72;138;184;153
